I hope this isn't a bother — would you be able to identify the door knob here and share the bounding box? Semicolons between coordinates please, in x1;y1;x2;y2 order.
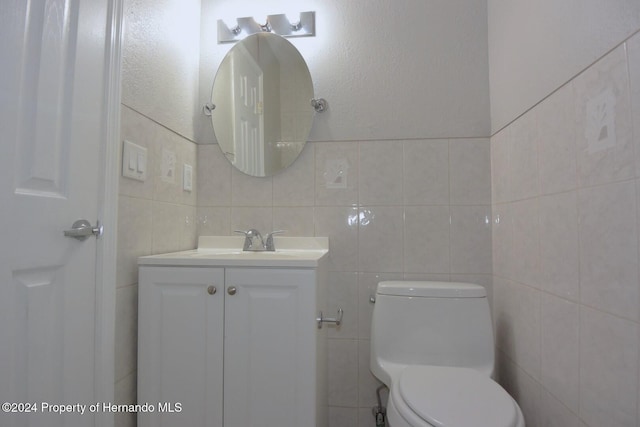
227;286;237;295
207;286;217;295
63;219;103;240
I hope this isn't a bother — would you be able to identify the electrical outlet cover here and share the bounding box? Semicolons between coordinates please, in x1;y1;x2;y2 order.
324;158;349;189
161;149;177;183
585;88;616;154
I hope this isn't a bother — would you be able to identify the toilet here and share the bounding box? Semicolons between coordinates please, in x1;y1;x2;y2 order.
370;281;525;427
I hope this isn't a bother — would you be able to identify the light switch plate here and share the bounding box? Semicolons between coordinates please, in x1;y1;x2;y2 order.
183;163;193;192
137;152;146;173
122;140;147;182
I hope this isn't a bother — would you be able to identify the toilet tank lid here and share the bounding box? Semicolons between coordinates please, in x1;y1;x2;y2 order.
376;281;486;298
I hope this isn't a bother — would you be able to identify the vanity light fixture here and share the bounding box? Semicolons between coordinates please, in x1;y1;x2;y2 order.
217;11;316;43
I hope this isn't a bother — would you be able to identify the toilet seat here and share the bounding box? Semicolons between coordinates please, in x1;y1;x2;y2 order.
394;366;520;427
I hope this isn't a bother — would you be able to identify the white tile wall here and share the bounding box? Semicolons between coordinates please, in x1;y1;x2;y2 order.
492;31;640;427
358;141;404;206
327;339;359;407
540;294;579;412
231;168;273;206
510;199;540;289
580;307;639;427
508;113;540;201
535;83;577;196
196;144;231;206
197;137;492;424
538;192;579;301
117;196;153;288
327;272;359;340
358;206;404;272
574;45;635;188
403;140;450;205
449;139;491;204
450;205;492;274
538;390;580;427
115;106;199;422
313;206;360;272
328;406;358;427
403;206;451;274
273;145;316;207
579;181;639;321
629;35;640;177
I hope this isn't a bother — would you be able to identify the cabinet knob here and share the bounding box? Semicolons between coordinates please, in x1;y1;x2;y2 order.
227;286;237;295
207;285;217;295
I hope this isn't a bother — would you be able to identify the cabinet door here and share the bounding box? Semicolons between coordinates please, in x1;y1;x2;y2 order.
138;267;224;427
224;268;317;427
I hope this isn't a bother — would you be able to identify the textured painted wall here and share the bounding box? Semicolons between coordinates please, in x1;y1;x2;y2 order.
488;0;640;133
122;0;202;141
197;0;490;144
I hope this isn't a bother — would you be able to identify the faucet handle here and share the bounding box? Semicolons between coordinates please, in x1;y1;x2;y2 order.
234;229;264;250
265;230;285;251
234;229;263;238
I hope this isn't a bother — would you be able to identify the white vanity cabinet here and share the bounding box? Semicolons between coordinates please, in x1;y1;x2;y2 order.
137;237;328;427
223;268;320;427
137;266;225;427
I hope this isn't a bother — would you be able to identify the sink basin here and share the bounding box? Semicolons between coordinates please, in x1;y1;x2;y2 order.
138;236;329;268
189;250;300;260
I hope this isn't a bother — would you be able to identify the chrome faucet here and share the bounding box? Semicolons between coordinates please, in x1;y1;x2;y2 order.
234;229;284;251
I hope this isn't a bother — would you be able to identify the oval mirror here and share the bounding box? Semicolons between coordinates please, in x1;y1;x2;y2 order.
211;32;314;177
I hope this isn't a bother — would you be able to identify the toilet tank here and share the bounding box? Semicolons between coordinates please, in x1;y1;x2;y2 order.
371;281;495;384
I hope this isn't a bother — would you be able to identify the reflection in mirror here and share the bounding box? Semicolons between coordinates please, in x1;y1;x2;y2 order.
211;32;314;177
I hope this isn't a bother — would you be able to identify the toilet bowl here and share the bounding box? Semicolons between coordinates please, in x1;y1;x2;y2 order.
386;366;524;427
370;281;525;427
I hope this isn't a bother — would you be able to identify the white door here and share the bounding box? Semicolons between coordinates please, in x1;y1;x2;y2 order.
231;44;264;176
0;1;114;426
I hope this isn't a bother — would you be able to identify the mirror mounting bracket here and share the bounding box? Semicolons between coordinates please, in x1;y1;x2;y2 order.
204;98;326;116
203;103;215;116
311;98;327;113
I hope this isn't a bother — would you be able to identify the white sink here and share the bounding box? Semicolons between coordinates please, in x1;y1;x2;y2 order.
138;236;329;268
189;250;300;260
